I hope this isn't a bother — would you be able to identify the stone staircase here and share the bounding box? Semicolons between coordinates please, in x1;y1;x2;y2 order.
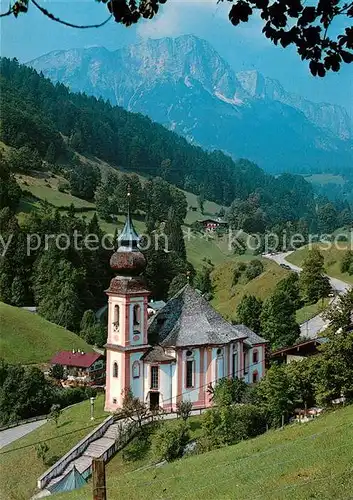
45;422;123;491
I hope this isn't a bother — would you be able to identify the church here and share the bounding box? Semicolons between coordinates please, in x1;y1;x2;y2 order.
104;206;267;412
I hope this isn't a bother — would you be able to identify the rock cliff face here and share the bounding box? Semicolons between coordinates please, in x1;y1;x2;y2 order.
29;35;352;173
236;70;352;140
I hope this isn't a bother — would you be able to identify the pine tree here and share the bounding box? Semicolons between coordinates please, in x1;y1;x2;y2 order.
164;208;186;261
236;295;262;333
300;249;331;304
11;276;26;306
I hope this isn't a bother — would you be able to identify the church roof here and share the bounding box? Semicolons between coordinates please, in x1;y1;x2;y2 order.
141;345;176;364
148;285;266;347
109;197;146;278
117;205;140;250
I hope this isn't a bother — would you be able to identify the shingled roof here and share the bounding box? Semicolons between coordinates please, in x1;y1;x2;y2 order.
148;285;266;347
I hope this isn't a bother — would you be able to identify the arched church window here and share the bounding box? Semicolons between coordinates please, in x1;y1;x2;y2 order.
185;349;194;388
132;361;140;379
133;304;141;327
113;362;118;378
216;348;224;380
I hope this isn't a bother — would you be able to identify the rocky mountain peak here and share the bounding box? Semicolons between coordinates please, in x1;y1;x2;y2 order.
28;35;352;172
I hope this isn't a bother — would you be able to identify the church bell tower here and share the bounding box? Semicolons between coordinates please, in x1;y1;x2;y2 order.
104;190;150;412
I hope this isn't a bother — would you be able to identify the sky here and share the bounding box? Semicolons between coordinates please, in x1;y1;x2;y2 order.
0;0;352;116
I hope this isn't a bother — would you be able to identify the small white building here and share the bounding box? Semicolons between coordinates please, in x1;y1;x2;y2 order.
104;210;267;412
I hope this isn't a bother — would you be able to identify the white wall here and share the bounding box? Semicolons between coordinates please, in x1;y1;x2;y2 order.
108;351;124;408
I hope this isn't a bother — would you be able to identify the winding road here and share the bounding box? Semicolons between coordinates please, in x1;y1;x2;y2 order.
263;251;351;339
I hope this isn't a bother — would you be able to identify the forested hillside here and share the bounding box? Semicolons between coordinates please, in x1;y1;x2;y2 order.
1;57;351;343
0;57;317;227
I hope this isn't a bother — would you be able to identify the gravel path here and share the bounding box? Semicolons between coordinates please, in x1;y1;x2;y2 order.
0;419;47;449
263;251;351;339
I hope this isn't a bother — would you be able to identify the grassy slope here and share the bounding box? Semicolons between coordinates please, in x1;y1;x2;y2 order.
15;173;95;209
0;302;93;364
15;171;229;271
0;395;107;500
287;244;353;285
296;298;330;324
59;404;353;500
105;416;203;476
304;173;345;185
211;257;290;321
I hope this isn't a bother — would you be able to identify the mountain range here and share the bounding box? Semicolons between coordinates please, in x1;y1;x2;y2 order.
29;35;352;174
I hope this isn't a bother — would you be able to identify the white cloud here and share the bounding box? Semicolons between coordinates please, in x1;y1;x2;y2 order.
136;0;222;39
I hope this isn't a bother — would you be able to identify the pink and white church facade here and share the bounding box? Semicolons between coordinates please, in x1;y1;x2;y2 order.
104;210;267;412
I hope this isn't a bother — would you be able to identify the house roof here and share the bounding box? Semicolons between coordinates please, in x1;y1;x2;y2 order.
198;218;228;225
51;351;102;368
271;337;328;357
148;284;266;348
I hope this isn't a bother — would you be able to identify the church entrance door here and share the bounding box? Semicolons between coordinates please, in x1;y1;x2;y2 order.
150;392;159;410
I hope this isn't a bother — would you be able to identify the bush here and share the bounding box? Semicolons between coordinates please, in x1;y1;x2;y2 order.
341;251;353;275
210;378;249;406
245;259;264;281
55;386;96;408
202;404;266;448
58;180;69;193
176;400;192;421
152;421;190;462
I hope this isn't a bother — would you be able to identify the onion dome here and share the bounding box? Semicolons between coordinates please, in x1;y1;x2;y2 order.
109;194;146;277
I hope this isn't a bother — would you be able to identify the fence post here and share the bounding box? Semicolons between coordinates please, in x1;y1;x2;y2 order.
92;458;106;500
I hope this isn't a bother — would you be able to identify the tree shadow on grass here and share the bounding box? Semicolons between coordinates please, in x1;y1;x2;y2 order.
57;420;72;429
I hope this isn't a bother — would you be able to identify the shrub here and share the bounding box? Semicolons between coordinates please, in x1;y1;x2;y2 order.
58;180;69;193
35;442;49;464
209;378;249;406
202;404;266;448
152;421;190;462
176;400;192;421
340;251;353;274
49;404;62;427
245;259;264;281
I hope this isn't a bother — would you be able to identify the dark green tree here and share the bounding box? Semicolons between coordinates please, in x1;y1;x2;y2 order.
50;364;64;381
194;265;213;297
236;294;262;333
260;289;300;349
252;365;294;428
275;273;302;310
299;248;331;304
0;153;21;212
164;208;186;261
10;276;26;306
317;202;338;234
